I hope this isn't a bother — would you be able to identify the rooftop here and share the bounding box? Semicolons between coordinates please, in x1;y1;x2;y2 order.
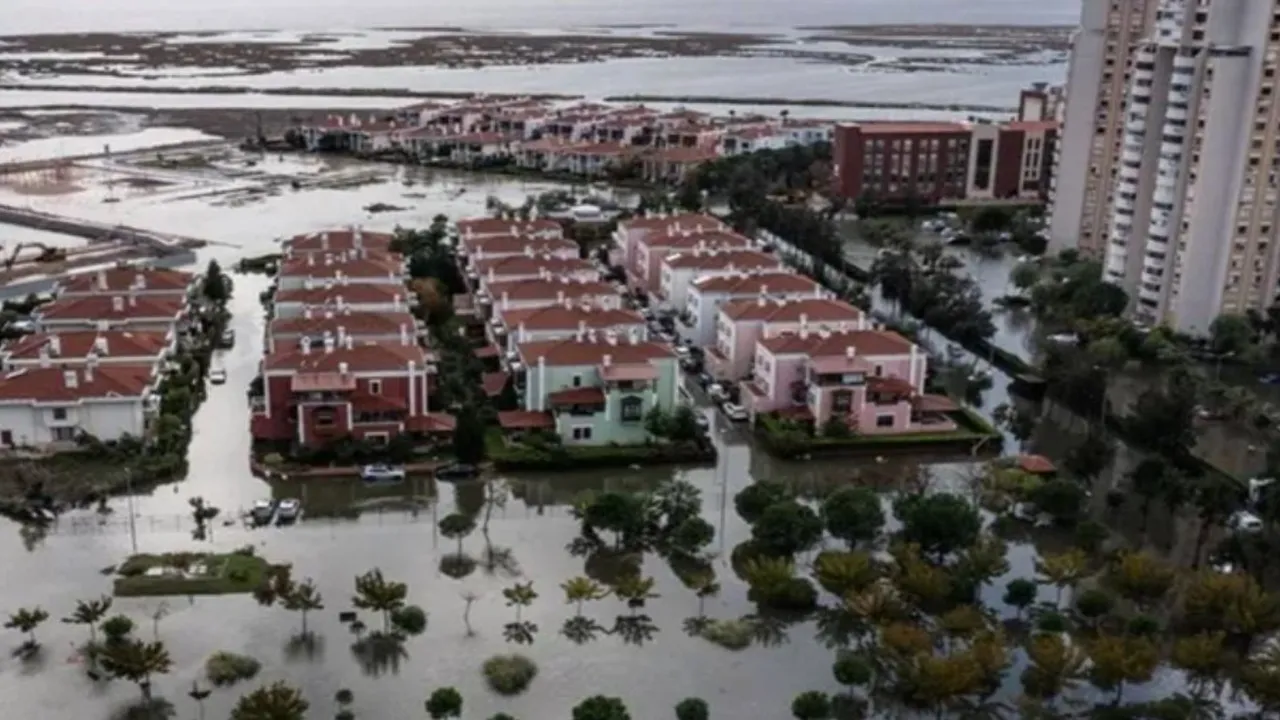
1003;120;1059;132
0;364;156;403
843;121;970;135
275;284;406;306
279;254;403;278
264;339;428;373
3;330;170;361
621;213;725;232
500;305;643;332
664;249;781;271
58;267;193;295
474;254;596;277
639;229;752;250
456;218;563;238
485;277;617;302
691;271;823;295
284;229;394;252
721;297;863;323
38;294;185;322
516;337;674;368
269;310;417;337
462;235;579;256
760;329;914;357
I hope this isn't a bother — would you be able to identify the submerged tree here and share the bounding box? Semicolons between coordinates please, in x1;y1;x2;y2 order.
283;578;325;635
425;687;463;719
439;512;478;556
99;638;173;701
63;595;112;645
5;606;49;649
573;695;631;720
230;681;308;720
352;569;408;633
502;582;539;645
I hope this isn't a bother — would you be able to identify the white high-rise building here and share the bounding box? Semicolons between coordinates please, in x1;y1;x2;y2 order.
1099;0;1280;335
1048;0;1158;256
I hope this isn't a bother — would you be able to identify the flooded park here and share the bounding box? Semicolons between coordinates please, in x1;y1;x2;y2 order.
0;135;1269;719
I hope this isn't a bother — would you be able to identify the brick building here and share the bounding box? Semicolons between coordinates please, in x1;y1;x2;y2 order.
831;122;972;205
965;120;1059;202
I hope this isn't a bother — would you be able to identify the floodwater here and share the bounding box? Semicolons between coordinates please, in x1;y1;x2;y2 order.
0;145;1245;718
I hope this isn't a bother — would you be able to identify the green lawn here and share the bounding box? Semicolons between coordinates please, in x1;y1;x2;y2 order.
113;549;279;597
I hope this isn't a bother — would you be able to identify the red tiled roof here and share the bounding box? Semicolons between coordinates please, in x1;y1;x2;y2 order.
456;218;562;238
473;254;595;278
866;376;915;395
691;271;822;295
482;371;509;397
0;364;155;402
548;386;606;405
500;305;643;332
275;284;406;306
59;267;193;294
409;413;457;433
3;330;169;360
264;342;427;373
475;344;501;359
270;310;417;338
662;249;780;271
621;213;725;231
913;394;960;412
600;364;658;382
498;410;555;430
284;229;395;252
517;337;673;368
647;146;719;163
1018;454;1057;475
462;235;578;256
721;297;863;323
638;230;751;251
760;329;914;357
279;255;402;278
485;278;616;303
39;295;185;322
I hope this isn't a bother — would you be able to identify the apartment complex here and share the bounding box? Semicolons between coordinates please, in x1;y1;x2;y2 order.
1048;0;1158;255
1076;0;1280;333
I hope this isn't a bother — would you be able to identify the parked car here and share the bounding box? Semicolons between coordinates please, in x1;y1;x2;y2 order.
697;372;714;389
209;369;227;385
695;414;710;431
249;499;276;525
1229;510;1264;533
361;464;406;485
219;327;236;348
435;463;479;481
721;402;748;422
708;383;727;402
276;498;301;523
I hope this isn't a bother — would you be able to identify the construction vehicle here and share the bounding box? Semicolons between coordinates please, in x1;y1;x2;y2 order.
2;242;65;271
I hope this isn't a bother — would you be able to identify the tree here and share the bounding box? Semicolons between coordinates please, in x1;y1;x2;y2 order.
670;516;715;554
99;639;172;701
573;695;631;720
833;650;872;688
561;577;608;616
666;406;701;443
1191;477;1244;565
582;492;649;550
751;500;823;557
1002;578;1038;619
1123;368;1199;465
821;487;885;548
439;513;478;556
814;550;879;598
5;606;48;648
734;480;792;524
282;578;324;635
425;687;463;719
1241;641;1280;714
1109;551;1175;611
1035;550;1088;606
63;595;111;645
1171;632;1228;696
791;690;831;720
502;581;539;644
201;259;230;305
992;403;1038;450
231;682;307;720
1063;432;1114;485
893;493;981;561
1074;588;1114;629
1209;313;1254;356
1028;479;1087;526
1009;262;1039;294
1021;633;1087;705
352;569;408;632
675;697;709;720
453;405;487;465
1086;634;1159;704
643;406;671;438
1128;458;1169;535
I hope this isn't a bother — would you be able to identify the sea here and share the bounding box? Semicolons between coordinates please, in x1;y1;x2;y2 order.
5;0;1082;34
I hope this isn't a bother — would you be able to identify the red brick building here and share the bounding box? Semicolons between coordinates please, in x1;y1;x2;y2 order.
831;122;972;205
965;120;1058;202
251;335;444;447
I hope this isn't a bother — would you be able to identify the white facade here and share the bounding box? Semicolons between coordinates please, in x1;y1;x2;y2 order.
679;281;831;347
1102;0;1280;334
0;398;146;447
277;272;404;292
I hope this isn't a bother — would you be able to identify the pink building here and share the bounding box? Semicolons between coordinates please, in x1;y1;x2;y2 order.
283;228;394;256
612;213;726;276
631;229;752;294
706;298;867;381
493;304;647;352
658;249;784;310
679;271;830;346
481;278;623;314
456;218;563;243
740;329;958;435
472;255;598;289
461;235;579;261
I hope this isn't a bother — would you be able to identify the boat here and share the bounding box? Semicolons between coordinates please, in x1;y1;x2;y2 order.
361;464;406;485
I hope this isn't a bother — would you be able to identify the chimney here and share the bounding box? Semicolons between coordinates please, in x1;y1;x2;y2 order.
336;294;346;310
97;269;108;291
324;254;333;267
94;336;108;355
399;323;409;346
308;254;315;266
606;331;617;346
112;296;125;312
84;353;97;383
324;336;335;354
63;369;78;388
524;245;534;257
501;291;510;310
845;345;855;359
128;291;137;307
340;272;349;287
578;319;587;335
760;283;768;296
800;324;808;340
557;290;565;304
757;295;765;307
134;272;146;289
517;322;526;342
301;336;312;355
392;293;402;310
799;313;808;329
48;335;61;356
304;306;313;319
345;335;353;350
338;361;349;375
603;353;612;366
38;344;50;368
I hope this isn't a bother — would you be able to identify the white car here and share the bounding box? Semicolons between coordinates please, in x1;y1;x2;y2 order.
708;383;727;401
276;498;301;522
1229;511;1264;533
209;369;227;385
721;402;748;422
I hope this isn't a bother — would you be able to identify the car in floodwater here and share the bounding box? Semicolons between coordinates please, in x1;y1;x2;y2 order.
361;464;406;485
209;368;227;385
276;498;301;523
435;463;479;481
249;499;276;526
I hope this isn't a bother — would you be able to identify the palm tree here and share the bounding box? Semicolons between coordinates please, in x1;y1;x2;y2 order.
1085;634;1159;705
231;682;309;720
613;575;660;615
283;578;324;635
1021;633;1087;708
1108;551;1176;611
63;595;112;645
1191;477;1244;567
98;638;173;701
694;578;721;618
561;577;607;616
352;569;408;633
5;606;49;648
188;681;212;720
1035;550;1088;607
814;550;880;598
438;512;477;556
502;582;538;623
1171;632;1228;699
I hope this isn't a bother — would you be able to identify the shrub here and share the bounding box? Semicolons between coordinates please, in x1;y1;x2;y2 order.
335;689;354;705
750;577;819;613
391;605;428;636
698;618;753;651
336;712;355;720
204;651;261;687
482;654;538;696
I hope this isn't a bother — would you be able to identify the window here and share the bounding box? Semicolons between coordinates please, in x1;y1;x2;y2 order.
572;426;593;441
51;427;77;442
572;375;582;388
876;415;895;428
314;408;337;427
52;408;68;421
874;364;883;377
366;432;389;446
620;396;644;423
369;380;382;395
